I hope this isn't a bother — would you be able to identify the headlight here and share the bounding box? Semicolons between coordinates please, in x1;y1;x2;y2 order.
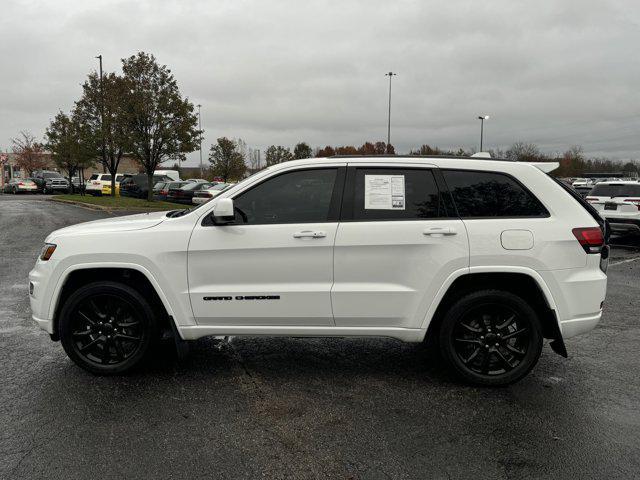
40;243;57;261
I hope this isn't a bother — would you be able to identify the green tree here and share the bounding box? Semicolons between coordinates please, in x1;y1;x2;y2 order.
208;137;246;181
121;52;201;201
293;142;312;159
45;111;95;192
265;145;292;166
74;72;128;196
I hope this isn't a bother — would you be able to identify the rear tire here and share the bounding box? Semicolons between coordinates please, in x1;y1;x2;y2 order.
439;289;543;386
59;281;158;375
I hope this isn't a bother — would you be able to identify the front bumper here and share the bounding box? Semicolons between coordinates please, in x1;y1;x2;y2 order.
29;259;57;334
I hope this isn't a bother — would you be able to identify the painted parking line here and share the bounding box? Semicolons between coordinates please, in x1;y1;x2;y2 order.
609;256;640;267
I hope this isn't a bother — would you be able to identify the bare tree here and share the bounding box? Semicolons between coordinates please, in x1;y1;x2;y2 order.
11;131;47;175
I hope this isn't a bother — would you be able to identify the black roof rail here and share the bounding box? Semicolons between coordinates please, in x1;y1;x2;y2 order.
326;154;515;162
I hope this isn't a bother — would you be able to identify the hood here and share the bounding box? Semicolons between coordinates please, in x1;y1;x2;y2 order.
47;210;169;241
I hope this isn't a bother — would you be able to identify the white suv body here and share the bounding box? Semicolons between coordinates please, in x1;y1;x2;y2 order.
29;156;608;385
587;181;640;235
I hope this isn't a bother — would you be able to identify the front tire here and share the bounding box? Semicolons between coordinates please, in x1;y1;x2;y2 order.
439;290;543;386
59;281;157;375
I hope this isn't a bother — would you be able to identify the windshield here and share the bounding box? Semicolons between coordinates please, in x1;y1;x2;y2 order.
590;183;640;197
210;183;231;190
43;172;63;179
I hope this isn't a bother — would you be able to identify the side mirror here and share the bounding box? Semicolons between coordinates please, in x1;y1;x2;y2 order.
212;198;235;224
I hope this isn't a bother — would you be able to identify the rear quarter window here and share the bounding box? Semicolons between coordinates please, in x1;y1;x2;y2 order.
442;169;548;218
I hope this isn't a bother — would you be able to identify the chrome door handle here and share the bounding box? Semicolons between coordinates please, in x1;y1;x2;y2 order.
423;227;457;236
293;231;327;239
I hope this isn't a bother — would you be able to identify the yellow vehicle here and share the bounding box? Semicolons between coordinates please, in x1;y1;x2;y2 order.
101;183;120;196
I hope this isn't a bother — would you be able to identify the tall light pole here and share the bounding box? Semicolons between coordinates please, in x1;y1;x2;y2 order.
197;104;203;177
478;115;490;151
385;72;396;149
96;55;106;175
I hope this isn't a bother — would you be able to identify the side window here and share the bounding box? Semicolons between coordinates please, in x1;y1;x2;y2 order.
442;169;548;218
233;168;338;225
351;168;445;221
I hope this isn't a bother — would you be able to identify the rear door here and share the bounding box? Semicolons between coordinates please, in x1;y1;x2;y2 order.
331;164;469;329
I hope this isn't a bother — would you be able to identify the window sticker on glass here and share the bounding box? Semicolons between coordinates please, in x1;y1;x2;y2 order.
364;175;405;210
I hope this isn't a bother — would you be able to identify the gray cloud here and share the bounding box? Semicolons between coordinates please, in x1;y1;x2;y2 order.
1;0;639;166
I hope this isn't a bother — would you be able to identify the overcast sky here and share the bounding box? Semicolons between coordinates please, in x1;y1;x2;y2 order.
1;0;639;166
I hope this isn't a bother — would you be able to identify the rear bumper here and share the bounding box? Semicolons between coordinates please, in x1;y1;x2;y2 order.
539;256;607;339
559;311;602;338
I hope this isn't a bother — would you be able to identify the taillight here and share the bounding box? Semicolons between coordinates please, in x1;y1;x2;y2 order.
623;199;640;210
572;227;604;254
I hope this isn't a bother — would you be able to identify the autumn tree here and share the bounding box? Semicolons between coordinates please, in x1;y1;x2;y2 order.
74;72;129;196
45;111;95;191
293;142;313;159
121;52;201;201
316;146;335;157
265;145;293;166
208;137;246;181
11;131;47;175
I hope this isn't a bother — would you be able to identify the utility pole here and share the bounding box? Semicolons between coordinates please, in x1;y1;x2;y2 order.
385;72;396;150
478;115;489;152
96;55;106;174
197;104;203;177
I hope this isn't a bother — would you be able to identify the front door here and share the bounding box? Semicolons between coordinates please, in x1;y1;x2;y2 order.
332;165;469;329
188;166;345;326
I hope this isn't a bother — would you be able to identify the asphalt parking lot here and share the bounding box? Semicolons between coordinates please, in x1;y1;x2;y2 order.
1;194;639;480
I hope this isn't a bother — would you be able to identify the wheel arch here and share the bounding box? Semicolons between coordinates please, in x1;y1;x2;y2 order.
49;264;176;340
423;267;567;357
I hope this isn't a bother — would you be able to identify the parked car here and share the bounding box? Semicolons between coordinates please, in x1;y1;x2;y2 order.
572;178;594;188
85;173;132;196
31;171;70;194
166;181;212;204
587;181;640;236
154;181;188;201
120;174;169;199
154;169;181;181
3;178;38;194
29;156;609;385
192;182;235;205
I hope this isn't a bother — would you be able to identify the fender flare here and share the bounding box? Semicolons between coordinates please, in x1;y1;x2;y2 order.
420;266;565;354
48;262;180;328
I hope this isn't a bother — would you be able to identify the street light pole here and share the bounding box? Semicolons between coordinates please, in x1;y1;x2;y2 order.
385;72;396;149
478;115;490;151
96;55;106;175
197;104;203;177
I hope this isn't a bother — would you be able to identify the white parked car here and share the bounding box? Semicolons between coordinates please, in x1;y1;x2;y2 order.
29;156;608;385
587;181;640;235
85;173;131;195
192;183;235;205
572;178;594;188
154;170;181;181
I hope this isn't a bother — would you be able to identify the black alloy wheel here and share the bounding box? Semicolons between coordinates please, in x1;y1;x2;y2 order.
439;290;542;386
59;282;157;375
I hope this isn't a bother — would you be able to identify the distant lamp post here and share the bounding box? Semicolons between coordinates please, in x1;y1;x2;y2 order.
197;104;203;177
385;72;396;149
478;115;490;151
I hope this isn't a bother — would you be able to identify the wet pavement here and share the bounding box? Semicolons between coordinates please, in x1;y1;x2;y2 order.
1;194;639;479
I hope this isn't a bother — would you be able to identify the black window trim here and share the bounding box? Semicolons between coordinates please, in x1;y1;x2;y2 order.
202;166;346;227
340;165;457;222
440;168;550;220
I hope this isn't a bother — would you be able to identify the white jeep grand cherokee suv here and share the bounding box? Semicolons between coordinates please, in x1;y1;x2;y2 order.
29;156;609;385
